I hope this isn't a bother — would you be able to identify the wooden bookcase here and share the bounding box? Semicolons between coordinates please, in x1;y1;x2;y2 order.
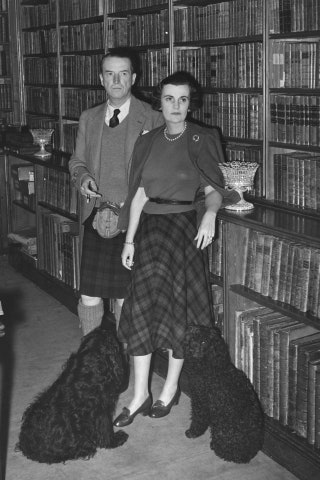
0;1;14;126
4;2;320;478
218;206;320;480
5;150;80;312
0;0;22;128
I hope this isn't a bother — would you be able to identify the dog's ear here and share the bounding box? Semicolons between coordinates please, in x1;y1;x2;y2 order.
183;325;213;359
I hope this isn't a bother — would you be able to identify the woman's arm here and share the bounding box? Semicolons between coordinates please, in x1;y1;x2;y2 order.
121;187;149;270
195;185;223;250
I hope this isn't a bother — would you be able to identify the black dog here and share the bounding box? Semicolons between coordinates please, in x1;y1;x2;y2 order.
17;323;128;463
184;325;264;463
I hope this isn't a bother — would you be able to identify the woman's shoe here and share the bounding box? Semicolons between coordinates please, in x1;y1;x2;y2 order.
113;396;152;427
149;388;181;419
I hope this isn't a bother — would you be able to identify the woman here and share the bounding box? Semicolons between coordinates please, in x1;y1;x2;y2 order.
113;72;239;428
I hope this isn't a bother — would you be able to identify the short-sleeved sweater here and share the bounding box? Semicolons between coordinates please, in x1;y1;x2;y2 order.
141;130;208;215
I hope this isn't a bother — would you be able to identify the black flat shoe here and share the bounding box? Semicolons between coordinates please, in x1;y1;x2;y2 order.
113;396;152;427
149;388;181;419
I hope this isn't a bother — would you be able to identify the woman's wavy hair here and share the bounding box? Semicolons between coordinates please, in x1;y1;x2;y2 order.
151;71;203;112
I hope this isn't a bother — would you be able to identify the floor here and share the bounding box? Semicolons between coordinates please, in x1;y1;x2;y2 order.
0;255;299;480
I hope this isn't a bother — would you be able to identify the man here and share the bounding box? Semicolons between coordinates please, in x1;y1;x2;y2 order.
69;47;163;335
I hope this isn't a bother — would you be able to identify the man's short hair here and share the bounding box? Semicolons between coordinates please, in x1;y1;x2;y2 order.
100;47;140;76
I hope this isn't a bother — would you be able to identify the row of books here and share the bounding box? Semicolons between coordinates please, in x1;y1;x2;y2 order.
25;87;59;116
106;18;128;48
208;219;223;278
39;211;80;290
0;46;9;76
174;0;263;42
269;0;320;34
108;11;169;47
24;58;58;84
25;115;59;132
12;179;35;210
11;163;35;210
0;0;7;13
242;229;320;316
273;152;320;210
126;11;169;46
63;123;79;154
139;48;169;87
60;23;104;53
0;82;12;110
193;93;263;141
1;111;13;124
225;143;263;198
175;43;263;89
21;0;56;28
63;88;105;119
236;307;320;446
62;54;102;86
211;284;224;334
22;29;57;55
270;94;320;147
0;14;8;42
40;166;79;217
107;0;167;12
270;40;320;89
59;0;103;22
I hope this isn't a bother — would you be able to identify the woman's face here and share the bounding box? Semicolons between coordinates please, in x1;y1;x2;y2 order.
160;84;190;128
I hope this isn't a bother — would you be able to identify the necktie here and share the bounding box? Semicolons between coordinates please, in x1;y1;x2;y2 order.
109;108;120;128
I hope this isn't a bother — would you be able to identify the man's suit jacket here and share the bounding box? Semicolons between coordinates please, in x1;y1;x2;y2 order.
69;96;163;223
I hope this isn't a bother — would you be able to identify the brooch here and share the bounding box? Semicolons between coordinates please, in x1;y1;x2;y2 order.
192;135;199;142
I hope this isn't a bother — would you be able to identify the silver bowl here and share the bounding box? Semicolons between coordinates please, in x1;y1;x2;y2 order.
219;161;259;211
30;128;54;158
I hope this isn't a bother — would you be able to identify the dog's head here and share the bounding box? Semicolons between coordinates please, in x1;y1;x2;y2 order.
183;325;231;368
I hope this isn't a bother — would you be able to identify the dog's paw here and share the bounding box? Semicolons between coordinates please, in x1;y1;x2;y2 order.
111;430;129;448
185;427;206;439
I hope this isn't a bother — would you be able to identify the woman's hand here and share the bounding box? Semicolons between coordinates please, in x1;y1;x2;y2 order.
194;211;216;249
121;243;135;270
194;186;222;249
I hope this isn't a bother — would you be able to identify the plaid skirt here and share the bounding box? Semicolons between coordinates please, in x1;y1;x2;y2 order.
118;210;214;359
80;213;131;299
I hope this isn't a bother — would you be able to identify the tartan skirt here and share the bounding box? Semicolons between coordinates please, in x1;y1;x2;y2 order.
80;213;131;299
118;210;214;359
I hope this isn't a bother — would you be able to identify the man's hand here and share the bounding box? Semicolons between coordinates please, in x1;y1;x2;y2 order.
80;175;102;201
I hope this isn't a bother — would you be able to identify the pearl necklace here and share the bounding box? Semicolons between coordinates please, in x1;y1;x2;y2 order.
163;122;187;142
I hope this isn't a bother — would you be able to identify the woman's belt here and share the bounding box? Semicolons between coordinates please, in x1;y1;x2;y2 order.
149;197;193;205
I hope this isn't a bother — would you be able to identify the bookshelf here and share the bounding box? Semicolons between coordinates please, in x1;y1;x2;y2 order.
0;0;13;126
14;1;320;209
265;0;320;217
5;150;80;312
20;0;106;151
219;206;320;480
3;2;320;478
0;0;22;128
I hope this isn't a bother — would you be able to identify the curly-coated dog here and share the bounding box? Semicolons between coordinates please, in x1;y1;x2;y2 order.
184;325;264;463
17;323;129;463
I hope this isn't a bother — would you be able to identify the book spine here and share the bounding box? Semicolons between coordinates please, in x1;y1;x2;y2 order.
307;361;320;445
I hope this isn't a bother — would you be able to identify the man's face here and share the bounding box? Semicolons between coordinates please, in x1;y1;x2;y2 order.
100;56;136;106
